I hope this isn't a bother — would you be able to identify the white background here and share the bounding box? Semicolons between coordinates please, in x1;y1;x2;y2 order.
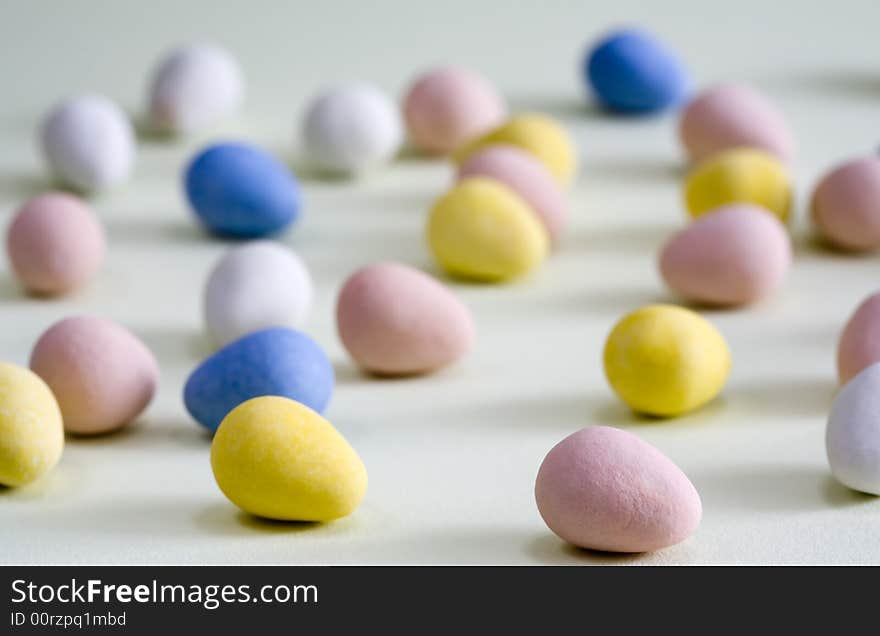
2;0;880;564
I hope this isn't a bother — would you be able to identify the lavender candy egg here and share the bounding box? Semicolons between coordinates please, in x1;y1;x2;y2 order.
659;203;791;306
679;84;794;163
811;156;880;251
40;94;136;192
837;291;880;384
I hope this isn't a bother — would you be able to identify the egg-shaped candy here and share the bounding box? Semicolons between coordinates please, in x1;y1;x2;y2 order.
403;66;505;155
836;291;880;384
659;204;791;306
6;192;105;295
184;142;301;238
427;177;548;282
679;84;794;163
30;316;159;435
301;83;403;176
584;28;690;115
184;327;334;432
40;94;135;192
826;362;880;495
211;396;367;521
811;156;880;251
604;304;730;417
453;113;576;186
535;426;702;552
0;362;64;487
204;241;313;347
684;147;792;222
337;262;475;375
147;42;244;135
458;145;567;243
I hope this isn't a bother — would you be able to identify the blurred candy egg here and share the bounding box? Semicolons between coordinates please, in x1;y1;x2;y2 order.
147;42;244;135
204;241;313;347
659;203;791;306
184;142;301;238
6;192;105;295
679;84;794;163
301;83;403;176
30;317;159;435
811;156;880;251
40;94;135;192
337;262;475;375
403;66;505;155
836;291;880;384
535;426;701;552
458;145;567;243
584;28;690;114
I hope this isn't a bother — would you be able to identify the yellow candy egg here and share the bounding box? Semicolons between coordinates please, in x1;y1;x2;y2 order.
427;177;549;282
603;305;731;417
0;361;64;487
683;147;792;222
453;113;577;185
210;396;367;522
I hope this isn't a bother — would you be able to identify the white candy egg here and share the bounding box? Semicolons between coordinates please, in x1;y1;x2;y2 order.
204;241;313;347
40;94;136;192
826;361;880;495
301;83;403;176
148;43;244;134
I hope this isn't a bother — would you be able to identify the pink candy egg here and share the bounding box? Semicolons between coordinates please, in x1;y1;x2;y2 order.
6;192;105;295
837;291;880;384
679;84;794;163
403;66;505;155
337;262;474;376
659;203;791;306
811;156;880;252
30;316;159;434
458;145;567;243
535;426;702;553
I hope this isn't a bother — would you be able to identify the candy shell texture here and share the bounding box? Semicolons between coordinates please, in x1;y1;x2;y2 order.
184;327;334;432
684;147;792;222
679;84;794;162
301;83;403;175
0;362;64;487
811;156;880;251
837;291;880;384
337;262;475;375
211;396;367;521
453;113;577;186
604;304;730;417
826;362;880;495
30;317;159;435
535;426;701;552
204;241;313;347
6;192;105;295
148;42;244;135
458;145;567;243
659;204;791;306
427;177;548;282
40;94;135;192
185;142;301;238
585;28;690;114
403;66;505;155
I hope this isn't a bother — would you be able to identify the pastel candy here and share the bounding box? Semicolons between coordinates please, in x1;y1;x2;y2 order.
535;426;702;552
680;84;794;163
659;203;791;306
458;145;567;243
184;142;301;238
184;327;334;432
337;262;475;375
6;192;105;295
811;156;880;251
837;291;880;384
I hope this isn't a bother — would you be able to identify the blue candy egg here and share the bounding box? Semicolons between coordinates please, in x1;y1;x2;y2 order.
584;28;690;115
184;142;301;238
183;327;334;432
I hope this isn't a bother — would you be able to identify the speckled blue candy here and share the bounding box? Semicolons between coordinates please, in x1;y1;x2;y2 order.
183;327;334;432
184;142;301;238
585;28;690;115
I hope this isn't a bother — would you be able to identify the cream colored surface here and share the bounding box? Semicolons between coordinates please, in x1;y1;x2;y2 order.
1;0;879;564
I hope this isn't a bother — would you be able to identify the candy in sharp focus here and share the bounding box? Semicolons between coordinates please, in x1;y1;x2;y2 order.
836;291;880;384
